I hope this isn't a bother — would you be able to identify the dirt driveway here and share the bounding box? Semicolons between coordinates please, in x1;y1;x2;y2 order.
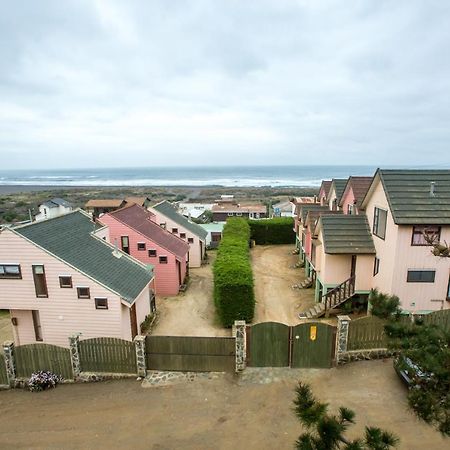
0;360;445;450
152;253;228;337
252;245;315;325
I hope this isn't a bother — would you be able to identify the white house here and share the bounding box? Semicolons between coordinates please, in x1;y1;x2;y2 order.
35;198;73;222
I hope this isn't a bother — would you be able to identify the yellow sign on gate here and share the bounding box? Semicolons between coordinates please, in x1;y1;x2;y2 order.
310;325;317;341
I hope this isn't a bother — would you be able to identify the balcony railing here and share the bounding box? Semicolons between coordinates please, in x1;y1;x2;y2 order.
323;275;355;313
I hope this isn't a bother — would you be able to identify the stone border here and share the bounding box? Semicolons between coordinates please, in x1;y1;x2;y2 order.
337;348;395;365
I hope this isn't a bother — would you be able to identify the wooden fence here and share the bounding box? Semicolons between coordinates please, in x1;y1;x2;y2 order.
14;344;73;379
347;316;388;351
421;308;450;330
79;337;136;374
0;354;8;385
146;336;235;372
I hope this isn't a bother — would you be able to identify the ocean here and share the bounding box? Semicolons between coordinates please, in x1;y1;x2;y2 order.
0;165;380;187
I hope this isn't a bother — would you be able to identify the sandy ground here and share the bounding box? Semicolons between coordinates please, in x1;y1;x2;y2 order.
151;253;229;337
0;311;13;352
0;360;445;450
252;245;315;325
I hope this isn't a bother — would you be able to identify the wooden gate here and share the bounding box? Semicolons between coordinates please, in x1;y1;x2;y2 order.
14;343;73;379
247;322;290;367
291;322;335;368
0;354;8;385
79;337;136;374
146;336;235;372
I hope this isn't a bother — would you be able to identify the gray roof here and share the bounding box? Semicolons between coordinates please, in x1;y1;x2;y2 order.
15;211;153;303
42;198;72;209
330;179;348;201
152;201;208;240
374;170;450;225
300;205;330;223
319;215;375;254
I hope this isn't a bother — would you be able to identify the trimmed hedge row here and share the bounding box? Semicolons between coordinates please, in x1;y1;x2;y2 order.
213;218;255;327
248;217;295;245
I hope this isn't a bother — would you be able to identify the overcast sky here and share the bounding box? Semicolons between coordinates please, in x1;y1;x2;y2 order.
1;0;449;169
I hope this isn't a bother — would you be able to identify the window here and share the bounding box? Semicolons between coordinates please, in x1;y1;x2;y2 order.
180;233;186;239
121;236;130;254
172;228;178;234
373;257;380;276
32;310;43;342
188;237;194;244
148;249;157;257
0;264;22;279
59;276;72;288
77;287;90;299
160;223;166;229
411;225;441;246
236;212;242;216
95;297;108;309
159;256;168;264
32;265;48;298
407;270;436;283
373;207;387;239
227;213;234;217
347;204;353;215
137;242;146;251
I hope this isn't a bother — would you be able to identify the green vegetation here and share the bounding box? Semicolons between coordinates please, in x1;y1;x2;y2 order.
294;382;398;449
248;217;295;244
370;289;450;436
213;218;255;327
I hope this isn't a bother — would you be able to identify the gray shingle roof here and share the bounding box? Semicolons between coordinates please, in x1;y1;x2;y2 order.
319;215;375;254
300;205;330;223
331;179;348;201
152;201;208;240
376;170;450;225
42;198;72;209
15;211;153;303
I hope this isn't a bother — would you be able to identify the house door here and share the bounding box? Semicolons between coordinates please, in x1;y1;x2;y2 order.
176;260;182;285
130;304;138;339
350;255;357;278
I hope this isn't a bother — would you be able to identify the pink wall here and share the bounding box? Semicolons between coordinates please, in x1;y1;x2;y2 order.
0;230;144;347
340;187;356;215
100;214;187;297
148;208;204;268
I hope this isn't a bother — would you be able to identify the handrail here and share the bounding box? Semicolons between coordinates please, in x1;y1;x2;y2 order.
323;275;355;312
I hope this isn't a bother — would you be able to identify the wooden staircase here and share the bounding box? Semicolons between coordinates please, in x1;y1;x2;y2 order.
299;276;356;319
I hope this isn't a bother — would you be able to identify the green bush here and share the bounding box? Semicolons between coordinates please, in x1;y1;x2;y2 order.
248;217;295;245
213;218;255;327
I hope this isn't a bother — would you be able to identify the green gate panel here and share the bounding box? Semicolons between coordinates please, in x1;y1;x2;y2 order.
146;336;235;372
291;322;335;368
248;322;290;367
0;354;8;385
14;344;73;379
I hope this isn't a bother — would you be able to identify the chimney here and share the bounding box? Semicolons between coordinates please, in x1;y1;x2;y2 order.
430;181;436;197
112;239;122;258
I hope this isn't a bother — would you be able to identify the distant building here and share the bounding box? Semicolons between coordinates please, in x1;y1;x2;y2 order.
35;198;73;222
177;203;214;223
199;222;225;249
272;200;294;217
85;199;127;218
211;198;267;221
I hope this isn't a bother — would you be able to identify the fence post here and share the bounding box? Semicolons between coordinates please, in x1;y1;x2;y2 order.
335;315;351;365
69;334;81;378
233;320;246;373
134;335;147;377
3;341;16;387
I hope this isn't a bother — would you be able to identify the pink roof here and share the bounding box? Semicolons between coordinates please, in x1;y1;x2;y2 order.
105;204;189;258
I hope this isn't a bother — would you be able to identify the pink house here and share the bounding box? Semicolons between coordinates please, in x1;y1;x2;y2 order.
318;181;332;206
100;204;190;297
0;211;155;347
339;176;373;215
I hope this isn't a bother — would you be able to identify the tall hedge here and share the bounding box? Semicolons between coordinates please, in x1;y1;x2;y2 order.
213;218;255;327
248;217;295;245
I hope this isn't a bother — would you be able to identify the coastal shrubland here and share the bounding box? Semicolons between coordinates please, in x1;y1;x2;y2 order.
248;217;295;245
213;218;255;327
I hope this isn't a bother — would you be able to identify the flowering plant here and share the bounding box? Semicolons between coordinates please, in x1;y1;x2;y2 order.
28;371;63;392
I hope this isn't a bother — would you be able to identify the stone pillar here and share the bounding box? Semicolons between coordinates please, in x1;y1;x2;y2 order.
69;335;81;379
134;335;147;377
335;315;351;365
3;341;16;387
234;320;246;373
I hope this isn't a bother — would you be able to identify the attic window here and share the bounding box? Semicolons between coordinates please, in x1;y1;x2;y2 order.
160;223;166;229
180;233;186;239
159;256;168;264
172;228;178;234
148;249;157;257
95;297;108;309
59;276;73;288
188;238;194;244
137;242;146;251
0;264;22;279
77;287;90;299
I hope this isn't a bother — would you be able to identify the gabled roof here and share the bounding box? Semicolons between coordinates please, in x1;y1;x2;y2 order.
319;180;332;198
105;204;189;258
152;201;208;240
362;169;450;225
318;215;375;254
299;205;330;223
125;197;150;206
305;210;342;236
85;199;126;208
327;179;348;202
42;198;72;209
14;211;153;303
339;176;373;208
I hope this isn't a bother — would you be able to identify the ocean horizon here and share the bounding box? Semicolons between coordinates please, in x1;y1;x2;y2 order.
0;165;437;188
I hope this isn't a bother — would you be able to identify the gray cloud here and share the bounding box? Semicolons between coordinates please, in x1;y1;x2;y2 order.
1;0;450;169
